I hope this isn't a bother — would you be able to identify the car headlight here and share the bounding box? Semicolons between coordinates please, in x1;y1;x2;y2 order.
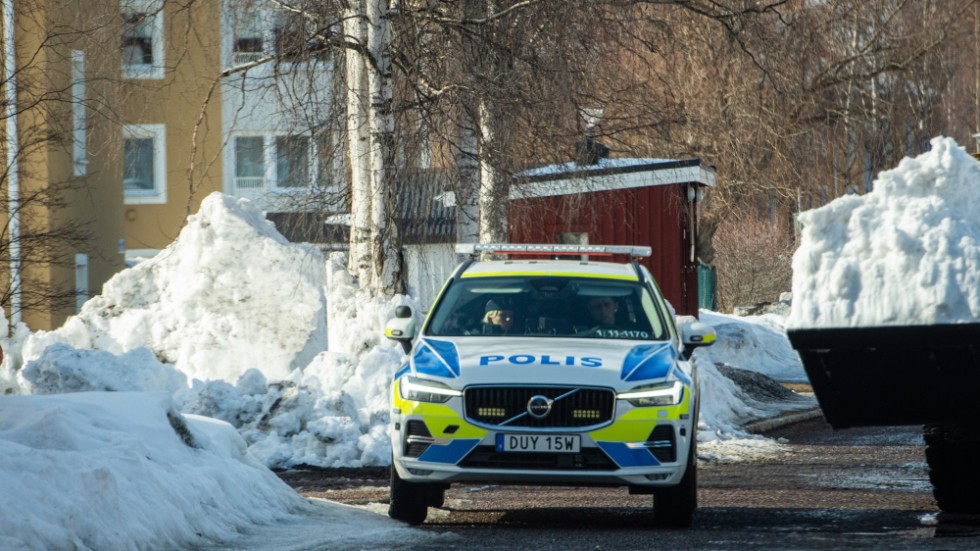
617;380;684;407
399;376;462;403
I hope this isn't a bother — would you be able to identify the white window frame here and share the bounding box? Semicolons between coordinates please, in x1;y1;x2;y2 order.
123;124;167;205
121;0;164;79
71;50;87;176
227;1;267;66
233;134;266;191
274;134;312;190
75;253;89;312
232;132;314;193
224;0;313;68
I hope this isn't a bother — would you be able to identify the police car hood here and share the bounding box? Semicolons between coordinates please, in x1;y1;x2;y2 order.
409;336;681;390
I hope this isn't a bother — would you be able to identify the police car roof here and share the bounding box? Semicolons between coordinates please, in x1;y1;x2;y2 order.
461;259;640;280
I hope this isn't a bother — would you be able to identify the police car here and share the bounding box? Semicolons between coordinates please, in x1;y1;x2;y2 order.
383;244;717;527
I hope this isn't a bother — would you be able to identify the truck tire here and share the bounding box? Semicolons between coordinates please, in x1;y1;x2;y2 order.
924;423;980;514
652;438;697;528
388;465;430;525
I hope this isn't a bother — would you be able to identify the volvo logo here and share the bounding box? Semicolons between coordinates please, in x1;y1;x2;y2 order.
527;395;554;419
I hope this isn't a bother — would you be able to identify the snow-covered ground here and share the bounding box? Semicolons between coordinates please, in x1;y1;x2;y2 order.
24;140;980;550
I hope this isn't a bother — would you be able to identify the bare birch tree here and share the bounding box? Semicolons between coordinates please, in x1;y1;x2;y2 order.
215;0;977;303
343;0;375;289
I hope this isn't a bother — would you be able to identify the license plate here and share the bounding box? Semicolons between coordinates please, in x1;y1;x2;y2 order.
496;433;581;453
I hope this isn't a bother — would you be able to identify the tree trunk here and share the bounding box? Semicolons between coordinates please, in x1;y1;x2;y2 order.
344;0;374;289
472;0;510;246
455;0;484;252
456;102;481;249
366;0;403;296
478;97;508;244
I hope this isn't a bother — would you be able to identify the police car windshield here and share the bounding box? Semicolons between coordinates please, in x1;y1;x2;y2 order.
426;276;669;340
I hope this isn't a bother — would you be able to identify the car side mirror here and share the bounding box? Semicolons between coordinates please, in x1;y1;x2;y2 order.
385;305;417;353
679;320;717;360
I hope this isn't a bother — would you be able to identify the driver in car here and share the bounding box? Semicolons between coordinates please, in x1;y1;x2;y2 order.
587;296;619;326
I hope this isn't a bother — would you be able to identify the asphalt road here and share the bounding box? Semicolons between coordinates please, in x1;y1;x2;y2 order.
279;419;980;550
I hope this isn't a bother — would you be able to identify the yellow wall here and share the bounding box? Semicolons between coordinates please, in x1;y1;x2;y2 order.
122;1;224;251
8;0;126;330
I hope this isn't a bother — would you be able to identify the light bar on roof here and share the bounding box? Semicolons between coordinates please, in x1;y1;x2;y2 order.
455;243;652;258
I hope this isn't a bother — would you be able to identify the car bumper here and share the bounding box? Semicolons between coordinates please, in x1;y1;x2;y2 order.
392;452;692;487
391;391;695;488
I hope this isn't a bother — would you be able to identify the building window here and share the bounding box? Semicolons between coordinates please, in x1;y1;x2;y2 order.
75;253;89;313
234;136;265;189
233;133;312;192
273;10;308;61
232;8;264;64
121;1;163;79
124;124;166;204
71;50;87;177
226;0;316;67
276;135;310;188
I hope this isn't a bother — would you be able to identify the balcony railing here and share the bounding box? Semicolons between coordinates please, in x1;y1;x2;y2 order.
233;51;263;65
235;176;265;189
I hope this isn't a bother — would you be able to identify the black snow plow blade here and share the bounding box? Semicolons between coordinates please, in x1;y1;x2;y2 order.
787;324;980;429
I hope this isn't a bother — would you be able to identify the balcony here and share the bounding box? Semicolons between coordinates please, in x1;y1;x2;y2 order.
233;51;263;65
235;176;265;190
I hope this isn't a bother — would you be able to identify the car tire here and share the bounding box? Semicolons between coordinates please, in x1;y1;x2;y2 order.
924;423;980;514
388;464;430;525
652;435;697;528
427;486;446;508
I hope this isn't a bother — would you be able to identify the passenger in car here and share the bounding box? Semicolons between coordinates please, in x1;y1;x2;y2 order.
480;299;517;335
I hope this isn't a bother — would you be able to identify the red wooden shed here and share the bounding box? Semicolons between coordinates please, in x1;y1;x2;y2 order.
508;158;716;317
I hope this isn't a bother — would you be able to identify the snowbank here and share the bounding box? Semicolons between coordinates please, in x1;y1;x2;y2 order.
698;310;806;383
0;391;313;551
2;193;409;469
789;136;980;328
21;194;328;383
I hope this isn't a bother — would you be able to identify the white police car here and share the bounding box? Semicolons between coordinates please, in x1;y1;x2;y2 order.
384;244;716;526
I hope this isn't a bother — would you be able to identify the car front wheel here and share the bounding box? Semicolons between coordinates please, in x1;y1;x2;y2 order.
388;464;431;525
652;437;697;528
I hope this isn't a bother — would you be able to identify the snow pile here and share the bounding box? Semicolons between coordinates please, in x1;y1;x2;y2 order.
698;311;806;383
19;343;187;394
22;194;327;383
693;310;810;443
197;255;415;469
3;193;411;469
789;136;980;328
0;391;315;551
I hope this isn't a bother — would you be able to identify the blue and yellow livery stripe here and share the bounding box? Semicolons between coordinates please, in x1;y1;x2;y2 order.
412;338;461;378
621;343;677;382
393;363;410;381
392;389;487;439
671;366;692;387
596;442;661;467
417;439;482;464
589;404;688;442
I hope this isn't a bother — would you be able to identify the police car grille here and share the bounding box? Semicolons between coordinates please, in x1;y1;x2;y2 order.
464;386;615;428
459;445;618;470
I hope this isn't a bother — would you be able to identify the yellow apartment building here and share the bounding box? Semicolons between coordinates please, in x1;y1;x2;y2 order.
3;0;342;330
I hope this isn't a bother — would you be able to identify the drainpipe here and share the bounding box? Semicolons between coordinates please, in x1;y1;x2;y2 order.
3;0;21;326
